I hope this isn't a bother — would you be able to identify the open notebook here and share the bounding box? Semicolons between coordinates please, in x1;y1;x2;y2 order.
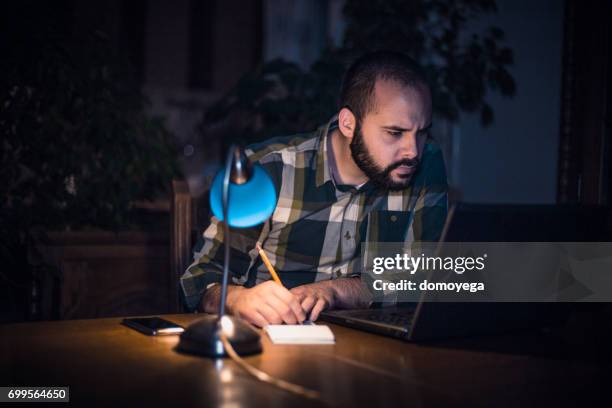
264;324;335;344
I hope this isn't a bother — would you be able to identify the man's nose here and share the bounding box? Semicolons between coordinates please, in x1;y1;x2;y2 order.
399;132;418;160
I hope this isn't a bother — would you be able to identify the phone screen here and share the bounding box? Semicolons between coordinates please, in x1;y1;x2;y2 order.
122;317;184;335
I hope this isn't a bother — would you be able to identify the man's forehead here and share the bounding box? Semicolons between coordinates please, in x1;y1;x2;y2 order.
370;79;432;128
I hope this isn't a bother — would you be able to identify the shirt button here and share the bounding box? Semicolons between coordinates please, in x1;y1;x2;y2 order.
344;231;351;240
390;215;398;222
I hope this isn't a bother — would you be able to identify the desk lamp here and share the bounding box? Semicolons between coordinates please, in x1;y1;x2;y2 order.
178;145;277;357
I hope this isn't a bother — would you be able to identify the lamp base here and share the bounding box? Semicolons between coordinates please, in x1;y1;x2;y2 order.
177;315;262;358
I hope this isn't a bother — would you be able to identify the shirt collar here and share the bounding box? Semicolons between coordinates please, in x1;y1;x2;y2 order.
315;115;376;194
314;115;338;188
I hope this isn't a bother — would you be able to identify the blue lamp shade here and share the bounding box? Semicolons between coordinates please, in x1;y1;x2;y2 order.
209;164;277;228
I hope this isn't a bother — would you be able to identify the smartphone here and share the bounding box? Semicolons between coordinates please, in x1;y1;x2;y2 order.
122;317;185;336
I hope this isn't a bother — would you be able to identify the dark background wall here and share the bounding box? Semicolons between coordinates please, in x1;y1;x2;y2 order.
456;0;563;203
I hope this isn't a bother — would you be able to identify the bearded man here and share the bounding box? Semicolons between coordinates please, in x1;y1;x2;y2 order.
180;51;448;327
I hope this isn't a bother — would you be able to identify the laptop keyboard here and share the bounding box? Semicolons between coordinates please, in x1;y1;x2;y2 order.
349;309;415;327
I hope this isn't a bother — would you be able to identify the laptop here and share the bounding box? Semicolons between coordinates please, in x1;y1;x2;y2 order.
319;203;608;341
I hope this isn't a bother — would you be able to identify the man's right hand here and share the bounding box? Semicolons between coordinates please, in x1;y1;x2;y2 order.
225;281;306;327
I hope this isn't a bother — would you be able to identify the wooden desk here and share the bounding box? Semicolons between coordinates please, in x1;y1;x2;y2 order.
0;314;606;407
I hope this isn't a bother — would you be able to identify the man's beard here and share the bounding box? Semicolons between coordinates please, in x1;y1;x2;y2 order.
349;121;420;191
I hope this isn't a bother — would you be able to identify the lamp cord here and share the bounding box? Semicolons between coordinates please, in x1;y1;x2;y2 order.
218;332;325;403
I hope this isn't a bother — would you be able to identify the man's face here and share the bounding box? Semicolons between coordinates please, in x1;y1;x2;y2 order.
349;79;432;191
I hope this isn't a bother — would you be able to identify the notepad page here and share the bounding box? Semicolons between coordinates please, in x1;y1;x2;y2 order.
264;324;335;344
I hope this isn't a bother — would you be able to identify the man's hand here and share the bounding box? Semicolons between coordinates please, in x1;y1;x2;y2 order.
226;281;306;328
201;277;371;326
289;277;373;321
290;281;336;321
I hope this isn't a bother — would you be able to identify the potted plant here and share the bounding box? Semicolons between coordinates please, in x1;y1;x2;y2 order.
1;18;179;322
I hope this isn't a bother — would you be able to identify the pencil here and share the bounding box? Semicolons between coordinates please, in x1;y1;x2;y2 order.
257;243;308;324
255;242;283;287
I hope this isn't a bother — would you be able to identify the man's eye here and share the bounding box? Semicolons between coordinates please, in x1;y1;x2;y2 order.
387;130;402;137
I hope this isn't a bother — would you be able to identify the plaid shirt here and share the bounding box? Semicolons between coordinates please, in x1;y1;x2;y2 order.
180;117;448;310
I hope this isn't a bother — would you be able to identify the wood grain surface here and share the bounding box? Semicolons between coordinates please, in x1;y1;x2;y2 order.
0;313;606;407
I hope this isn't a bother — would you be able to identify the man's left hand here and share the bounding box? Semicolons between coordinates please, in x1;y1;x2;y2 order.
290;281;336;321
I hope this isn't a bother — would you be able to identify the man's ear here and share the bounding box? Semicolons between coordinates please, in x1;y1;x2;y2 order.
338;107;357;140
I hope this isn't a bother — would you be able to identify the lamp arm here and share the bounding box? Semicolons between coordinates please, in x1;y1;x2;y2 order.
218;144;237;317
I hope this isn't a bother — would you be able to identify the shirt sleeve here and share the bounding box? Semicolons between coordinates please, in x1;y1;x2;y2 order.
179;151;283;311
179;217;265;311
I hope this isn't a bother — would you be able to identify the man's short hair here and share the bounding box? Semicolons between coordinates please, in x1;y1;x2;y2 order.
339;50;429;121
